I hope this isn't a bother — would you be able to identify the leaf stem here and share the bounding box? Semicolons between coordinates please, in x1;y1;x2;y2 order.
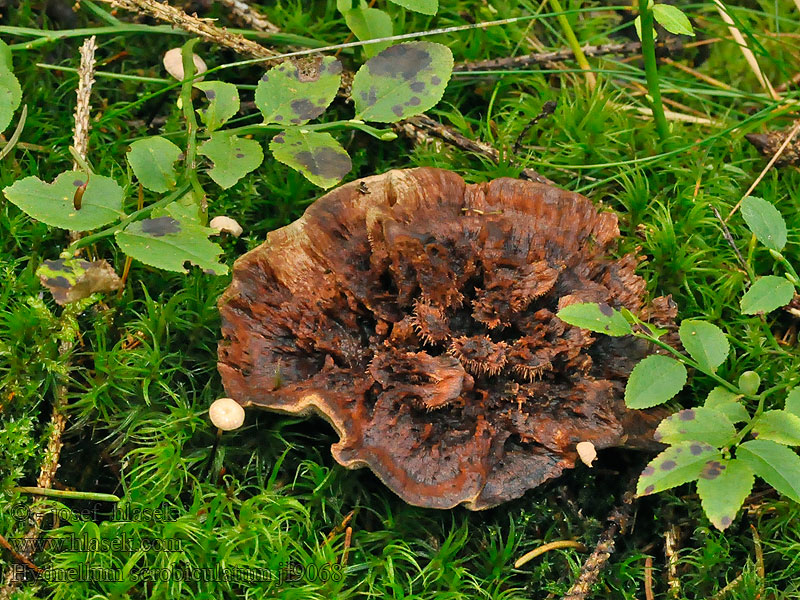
549;0;596;90
180;39;207;222
13;487;120;502
637;0;670;140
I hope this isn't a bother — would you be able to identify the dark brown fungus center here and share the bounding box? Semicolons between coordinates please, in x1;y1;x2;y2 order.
217;168;677;509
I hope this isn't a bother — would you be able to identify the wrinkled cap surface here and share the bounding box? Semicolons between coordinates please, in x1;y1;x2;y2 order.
218;168;676;509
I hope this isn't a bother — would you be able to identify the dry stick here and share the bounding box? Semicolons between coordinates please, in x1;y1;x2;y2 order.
751;525;765;598
713;0;779;101
99;0;280;61
455;39;683;72
218;0;279;33
664;524;681;599
395;115;552;185
514;540;586;568
711;572;744;600
726;120;800;221
561;498;635;600
659;56;733;92
644;556;654;600
0;533;42;574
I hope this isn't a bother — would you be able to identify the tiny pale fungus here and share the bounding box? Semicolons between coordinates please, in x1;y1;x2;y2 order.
576;441;597;468
162;47;207;81
209;397;245;431
210;216;243;238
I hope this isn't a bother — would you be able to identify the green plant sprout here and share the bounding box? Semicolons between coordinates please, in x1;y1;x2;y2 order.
558;301;800;531
2;35;454;279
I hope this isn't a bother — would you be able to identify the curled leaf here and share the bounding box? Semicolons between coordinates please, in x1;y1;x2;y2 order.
37;258;122;305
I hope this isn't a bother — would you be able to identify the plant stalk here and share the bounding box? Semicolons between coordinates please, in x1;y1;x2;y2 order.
637;0;670;140
549;0;596;90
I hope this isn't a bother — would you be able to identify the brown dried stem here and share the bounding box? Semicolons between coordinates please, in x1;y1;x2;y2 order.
218;0;279;33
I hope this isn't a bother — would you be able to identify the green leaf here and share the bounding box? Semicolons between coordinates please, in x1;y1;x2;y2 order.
741;196;787;252
0;39;13;71
637;442;721;496
752;410;800;446
0;59;22;133
696;459;754;530
740;275;794;315
269;128;351;189
387;0;438;14
678;319;729;371
194;81;240;131
625;354;688;409
198;133;263;189
127;136;183;193
556;302;632;336
737;439;800;503
36;258;121;305
704;386;750;423
785;388;800;418
115;201;227;275
655;407;736;447
3;171;123;231
344;7;393;58
352;42;453;123
255;56;342;126
652;4;695;36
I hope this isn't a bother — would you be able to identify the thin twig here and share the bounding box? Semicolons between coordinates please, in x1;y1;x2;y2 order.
644;556;655;600
727;120;800;221
515;540;586;568
711;572;744;599
513;100;557;154
218;0;279;33
665;524;681;599
341;526;352;566
0;533;42;574
751;525;764;598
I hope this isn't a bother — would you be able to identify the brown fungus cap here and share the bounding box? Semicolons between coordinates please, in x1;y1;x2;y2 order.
217;168;676;510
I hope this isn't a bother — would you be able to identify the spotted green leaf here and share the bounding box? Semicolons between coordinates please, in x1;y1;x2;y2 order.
737;439;800;503
751;410;800;446
652;4;694;36
696;459;754;530
198;133;263;189
625;354;688;409
741;196;787;252
352;42;453;123
115;201;227;275
785;388;800;418
704;386;750;423
678;320;729;371
637;441;721;496
194;81;240;131
269;128;351;189
344;7;393;57
740;275;794;315
655;407;736;447
255;57;342;126
127;136;183;193
388;0;438;15
3;170;123;231
36;258;121;305
557;302;632;336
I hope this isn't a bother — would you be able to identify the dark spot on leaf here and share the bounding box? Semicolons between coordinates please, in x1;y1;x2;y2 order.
44;259;69;272
261;74;269;82
141;216;180;237
273;133;285;144
642;465;655;476
204;89;216;100
679;409;695;421
78;260;91;269
598;302;613;316
410;81;426;92
392;105;404;117
752;431;759;438
236;153;245;159
46;276;70;289
327;59;343;75
644;484;655;494
690;443;703;455
294;147;352;180
700;460;726;479
406;96;421;106
721;516;732;527
431;75;441;86
73;179;85;187
604;325;610;331
661;460;677;471
290;118;302;124
275;115;283;122
291;98;322;121
368;45;432;80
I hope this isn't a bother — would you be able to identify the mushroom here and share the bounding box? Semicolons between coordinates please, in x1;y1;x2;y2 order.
209;397;245;431
162;47;207;81
217;168;676;510
210;216;243;238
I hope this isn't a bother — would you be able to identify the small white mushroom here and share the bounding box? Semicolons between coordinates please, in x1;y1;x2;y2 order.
209;397;245;431
210;216;243;238
162;47;207;81
576;441;597;468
